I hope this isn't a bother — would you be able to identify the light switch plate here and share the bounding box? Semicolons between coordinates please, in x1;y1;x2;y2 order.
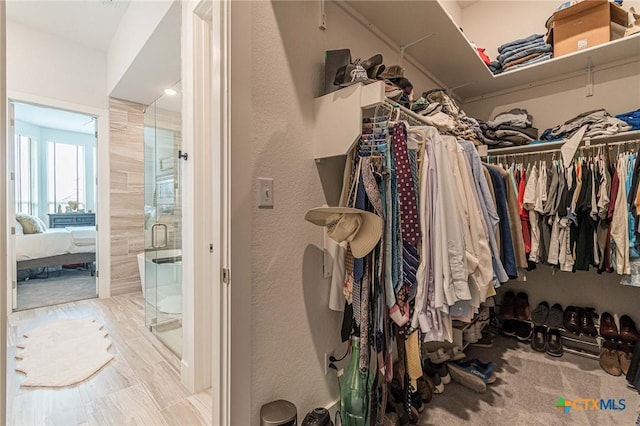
258;177;274;208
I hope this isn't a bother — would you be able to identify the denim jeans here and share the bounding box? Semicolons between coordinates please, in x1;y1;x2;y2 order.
498;34;543;53
500;45;552;65
504;53;552;71
498;39;547;61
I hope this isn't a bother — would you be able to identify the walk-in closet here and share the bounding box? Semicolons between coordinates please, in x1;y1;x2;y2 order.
298;0;640;424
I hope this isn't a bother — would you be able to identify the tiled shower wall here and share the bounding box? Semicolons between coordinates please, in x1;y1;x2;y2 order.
109;98;145;295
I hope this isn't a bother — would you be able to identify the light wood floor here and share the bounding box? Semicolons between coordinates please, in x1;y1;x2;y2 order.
7;292;212;426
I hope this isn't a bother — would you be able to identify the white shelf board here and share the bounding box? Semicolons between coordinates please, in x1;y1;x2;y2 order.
485;130;640;156
344;1;640;102
313;81;385;159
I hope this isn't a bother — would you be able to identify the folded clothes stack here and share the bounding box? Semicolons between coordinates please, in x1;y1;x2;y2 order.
616;109;640;131
541;109;632;141
488;34;552;75
482;108;539;148
411;89;489;146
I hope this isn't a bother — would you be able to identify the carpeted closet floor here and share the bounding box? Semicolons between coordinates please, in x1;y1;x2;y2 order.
418;335;640;426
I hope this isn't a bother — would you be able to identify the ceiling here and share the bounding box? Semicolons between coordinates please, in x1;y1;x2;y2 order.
457;0;479;9
6;0;131;51
13;102;96;135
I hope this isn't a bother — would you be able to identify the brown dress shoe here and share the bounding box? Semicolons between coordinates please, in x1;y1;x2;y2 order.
599;342;622;376
599;312;619;340
563;306;581;335
618;344;632;375
501;291;516;319
620;315;639;345
514;292;531;321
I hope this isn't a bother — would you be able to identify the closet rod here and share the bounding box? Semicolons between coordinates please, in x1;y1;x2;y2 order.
383;99;433;127
483;129;640;156
487;138;640;163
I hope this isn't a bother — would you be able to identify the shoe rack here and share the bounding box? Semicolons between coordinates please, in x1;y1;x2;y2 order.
560;330;603;360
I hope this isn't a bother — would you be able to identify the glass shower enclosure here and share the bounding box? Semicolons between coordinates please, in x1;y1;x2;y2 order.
143;82;183;356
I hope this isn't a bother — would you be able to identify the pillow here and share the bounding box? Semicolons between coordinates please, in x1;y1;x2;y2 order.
33;216;48;231
15;220;24;235
15;213;46;234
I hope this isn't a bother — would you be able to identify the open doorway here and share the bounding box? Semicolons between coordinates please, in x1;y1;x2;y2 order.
10;101;98;311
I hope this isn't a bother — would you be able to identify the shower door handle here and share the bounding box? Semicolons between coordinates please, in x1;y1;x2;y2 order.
151;223;168;248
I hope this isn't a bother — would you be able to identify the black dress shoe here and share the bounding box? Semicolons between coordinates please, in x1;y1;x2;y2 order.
546;329;563;357
531;325;547;352
581;308;598;337
563;306;581;334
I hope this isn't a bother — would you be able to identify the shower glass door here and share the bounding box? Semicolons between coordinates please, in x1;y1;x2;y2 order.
144;82;183;357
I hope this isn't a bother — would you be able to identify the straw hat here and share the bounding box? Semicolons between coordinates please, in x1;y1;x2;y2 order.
305;207;383;258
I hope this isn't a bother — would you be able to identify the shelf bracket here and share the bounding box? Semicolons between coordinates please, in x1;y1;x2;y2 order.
585;57;594;97
319;0;327;30
399;33;435;67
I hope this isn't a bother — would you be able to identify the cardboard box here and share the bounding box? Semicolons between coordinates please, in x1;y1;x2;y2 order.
553;0;628;58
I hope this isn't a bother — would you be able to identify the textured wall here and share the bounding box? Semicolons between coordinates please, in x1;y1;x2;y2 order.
229;1;437;423
109;98;145;295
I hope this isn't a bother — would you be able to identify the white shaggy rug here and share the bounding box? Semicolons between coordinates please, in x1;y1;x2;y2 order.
15;318;114;387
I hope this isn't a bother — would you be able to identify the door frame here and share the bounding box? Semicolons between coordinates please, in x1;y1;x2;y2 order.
183;0;231;423
1;1;8;421
5;91;111;312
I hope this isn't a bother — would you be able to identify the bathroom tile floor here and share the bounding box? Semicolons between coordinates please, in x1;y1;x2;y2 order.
7;292;211;426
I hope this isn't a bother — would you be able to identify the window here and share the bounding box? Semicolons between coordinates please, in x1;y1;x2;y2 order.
47;142;86;213
14;135;37;215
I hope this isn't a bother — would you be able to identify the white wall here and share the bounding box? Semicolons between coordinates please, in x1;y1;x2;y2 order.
460;0;640;62
230;1;437;423
0;1;8;420
106;0;175;96
463;60;640;133
6;20;107;109
439;0;463;26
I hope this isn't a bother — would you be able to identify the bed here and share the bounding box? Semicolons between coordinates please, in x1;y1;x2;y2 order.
16;226;96;276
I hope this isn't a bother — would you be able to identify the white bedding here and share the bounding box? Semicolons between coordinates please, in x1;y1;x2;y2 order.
16;227;96;261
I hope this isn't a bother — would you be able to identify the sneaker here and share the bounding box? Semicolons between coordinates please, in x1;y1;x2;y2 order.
500;291;516;319
515;292;531;321
502;319;518;336
422;370;444;394
446;362;487;393
515;321;533;341
423;360;451;385
467;358;496;384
